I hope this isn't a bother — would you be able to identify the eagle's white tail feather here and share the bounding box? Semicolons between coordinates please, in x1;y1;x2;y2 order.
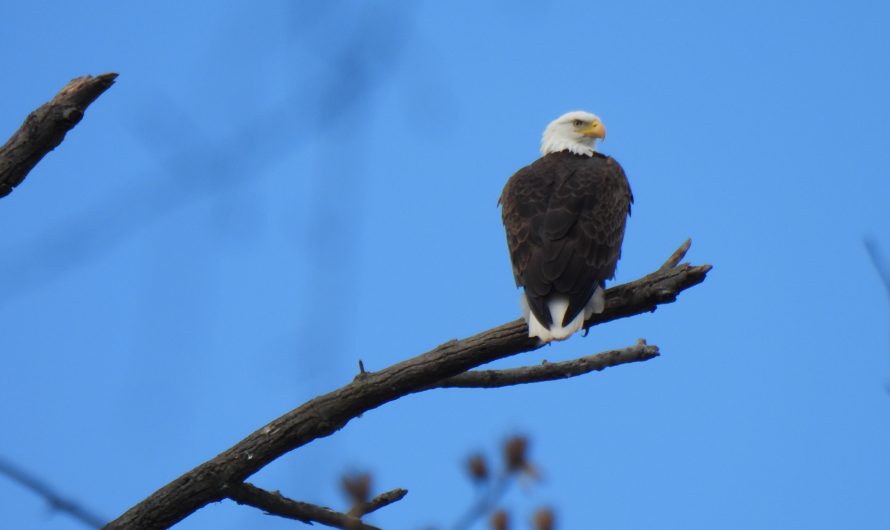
520;287;606;343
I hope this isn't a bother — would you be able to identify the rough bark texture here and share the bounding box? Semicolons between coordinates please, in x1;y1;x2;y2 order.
104;246;711;530
0;73;117;198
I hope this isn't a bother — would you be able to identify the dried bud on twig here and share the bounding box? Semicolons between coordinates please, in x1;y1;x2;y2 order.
467;453;489;483
490;509;509;530
340;472;372;505
503;436;529;473
533;507;555;530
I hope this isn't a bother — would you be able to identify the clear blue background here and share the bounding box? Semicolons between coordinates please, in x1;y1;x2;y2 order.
1;1;889;529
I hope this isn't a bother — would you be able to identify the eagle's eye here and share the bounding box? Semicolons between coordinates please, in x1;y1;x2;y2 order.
572;119;584;127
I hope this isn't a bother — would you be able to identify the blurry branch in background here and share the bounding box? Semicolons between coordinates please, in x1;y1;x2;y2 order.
865;237;890;393
865;237;890;299
0;73;117;199
450;435;549;530
0;457;106;529
102;241;710;529
0;4;411;304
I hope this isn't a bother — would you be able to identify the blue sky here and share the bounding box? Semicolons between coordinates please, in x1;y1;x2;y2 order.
1;1;889;529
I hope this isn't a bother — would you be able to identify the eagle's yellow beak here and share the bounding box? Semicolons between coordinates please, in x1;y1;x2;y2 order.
580;119;606;141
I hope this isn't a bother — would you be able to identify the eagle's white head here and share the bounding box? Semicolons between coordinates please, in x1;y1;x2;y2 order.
540;110;606;157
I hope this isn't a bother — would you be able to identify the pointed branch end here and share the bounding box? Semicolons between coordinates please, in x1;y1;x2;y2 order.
55;73;119;107
658;238;693;272
349;487;409;518
632;339;660;361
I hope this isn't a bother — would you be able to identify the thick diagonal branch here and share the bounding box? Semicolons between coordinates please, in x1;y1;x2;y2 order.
435;341;659;388
104;241;711;530
0;73;117;198
228;483;383;530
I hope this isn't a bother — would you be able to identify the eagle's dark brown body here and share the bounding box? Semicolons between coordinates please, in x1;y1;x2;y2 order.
500;150;632;330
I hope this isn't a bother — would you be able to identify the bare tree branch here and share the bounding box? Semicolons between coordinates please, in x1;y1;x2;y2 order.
347;488;409;518
0;456;106;528
228;482;383;530
658;237;692;272
435;341;659;389
0;73;117;198
103;241;711;530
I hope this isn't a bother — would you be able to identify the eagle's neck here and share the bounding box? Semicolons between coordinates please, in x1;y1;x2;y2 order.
540;137;596;157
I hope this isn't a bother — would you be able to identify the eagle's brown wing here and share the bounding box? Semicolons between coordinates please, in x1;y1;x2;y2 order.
500;151;632;327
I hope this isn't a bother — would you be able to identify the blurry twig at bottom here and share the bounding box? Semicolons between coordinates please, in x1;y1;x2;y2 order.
0;456;106;529
865;238;890;298
449;435;555;530
865;237;890;394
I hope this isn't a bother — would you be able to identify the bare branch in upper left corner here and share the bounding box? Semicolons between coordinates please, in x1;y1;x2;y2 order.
0;73;117;198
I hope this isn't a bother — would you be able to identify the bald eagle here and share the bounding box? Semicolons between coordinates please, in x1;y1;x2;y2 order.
499;111;632;342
